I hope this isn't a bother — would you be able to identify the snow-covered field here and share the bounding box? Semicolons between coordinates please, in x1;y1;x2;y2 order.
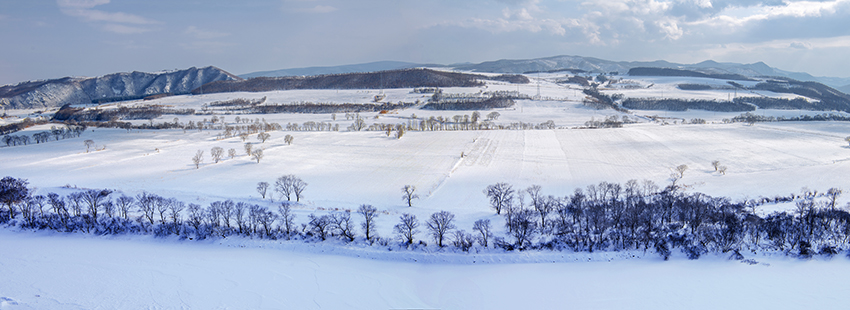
3;73;850;308
3;229;850;310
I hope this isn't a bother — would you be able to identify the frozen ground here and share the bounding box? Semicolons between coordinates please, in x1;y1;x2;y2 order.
2;229;850;310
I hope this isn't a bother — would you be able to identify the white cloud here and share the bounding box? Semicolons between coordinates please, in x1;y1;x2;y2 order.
789;41;811;49
656;19;684;40
691;0;850;28
57;0;159;34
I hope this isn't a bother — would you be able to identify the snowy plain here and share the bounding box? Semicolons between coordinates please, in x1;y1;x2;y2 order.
2;72;850;309
3;229;850;310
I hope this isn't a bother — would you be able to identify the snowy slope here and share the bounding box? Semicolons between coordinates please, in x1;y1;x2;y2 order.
3;230;850;310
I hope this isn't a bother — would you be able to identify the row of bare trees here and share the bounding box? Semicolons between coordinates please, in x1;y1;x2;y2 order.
484;180;850;257
5;174;850;257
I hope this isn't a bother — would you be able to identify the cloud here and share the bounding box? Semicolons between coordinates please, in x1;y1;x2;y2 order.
789;41;811;49
441;0;850;48
445;4;576;37
690;0;850;29
656;19;684;40
57;0;160;33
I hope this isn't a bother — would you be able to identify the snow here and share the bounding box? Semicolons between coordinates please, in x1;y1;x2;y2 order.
3;72;850;308
2;229;849;309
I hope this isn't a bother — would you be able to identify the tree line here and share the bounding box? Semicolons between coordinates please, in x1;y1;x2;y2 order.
724;112;850;125
2;125;86;147
3;175;849;258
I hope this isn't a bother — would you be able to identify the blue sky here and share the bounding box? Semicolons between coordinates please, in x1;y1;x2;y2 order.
1;0;849;85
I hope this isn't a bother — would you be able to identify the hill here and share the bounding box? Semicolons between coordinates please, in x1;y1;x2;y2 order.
453;55;850;88
0;66;240;109
194;68;526;94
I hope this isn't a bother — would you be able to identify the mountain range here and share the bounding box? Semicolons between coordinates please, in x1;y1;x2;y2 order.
0;66;240;110
242;55;850;92
3;55;850;110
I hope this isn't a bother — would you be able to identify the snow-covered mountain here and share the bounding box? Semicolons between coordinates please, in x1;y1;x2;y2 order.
0;66;240;109
244;55;850;89
451;55;850;88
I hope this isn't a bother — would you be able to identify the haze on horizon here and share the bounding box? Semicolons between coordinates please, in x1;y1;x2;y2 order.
1;0;849;85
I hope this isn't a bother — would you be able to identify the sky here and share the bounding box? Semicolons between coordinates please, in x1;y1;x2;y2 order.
1;0;849;85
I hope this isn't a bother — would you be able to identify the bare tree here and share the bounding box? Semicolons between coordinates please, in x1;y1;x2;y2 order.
168;200;185;232
255;206;277;237
275;175;294;201
675;164;688;178
484;183;514;214
84;139;95;153
135;192;157;225
0;176;29;221
187;203;204;232
351;116;367;131
251;149;264;163
278;203;296;238
228;148;237;159
292;177;307;202
256;182;270;199
257;132;270;143
210;147;224;163
116;195;134;220
718;166;727;175
472;219;492;247
308;213;333;240
81;188;113;224
234;202;247;234
487;111;500;121
395;125;405;139
220;200;234;229
401;185;419;207
670;164;689;186
244;142;253;156
192;150;203;169
826;188;842;211
711;160;721;172
508;209;537;248
426;210;456;247
67;192;84;217
284;134;294;145
47;193;69;226
21;197;43;227
102;200;116;219
394;213;419;245
155;196;174;223
357;204;378;241
452;230;474;251
331;211;356;241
